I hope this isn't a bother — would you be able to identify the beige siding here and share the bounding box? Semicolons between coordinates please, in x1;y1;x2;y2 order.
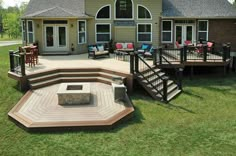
85;0;162;47
33;19;43;52
115;27;136;42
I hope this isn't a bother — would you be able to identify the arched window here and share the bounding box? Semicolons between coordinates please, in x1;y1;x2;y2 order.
138;5;152;19
115;0;133;19
96;5;110;19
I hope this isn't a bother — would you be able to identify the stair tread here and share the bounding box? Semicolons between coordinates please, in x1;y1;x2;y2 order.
167;89;182;101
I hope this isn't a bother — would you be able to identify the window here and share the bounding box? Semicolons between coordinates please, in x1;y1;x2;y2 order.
137;5;151;19
78;20;86;44
161;20;173;43
137;24;152;42
96;24;111;42
115;0;133;19
96;5;110;19
198;20;208;41
22;20;35;43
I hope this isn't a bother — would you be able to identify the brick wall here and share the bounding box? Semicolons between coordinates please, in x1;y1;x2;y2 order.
209;19;236;51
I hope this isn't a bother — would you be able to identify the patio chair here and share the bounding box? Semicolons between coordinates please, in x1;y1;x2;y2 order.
136;43;152;55
175;41;181;49
184;40;192;46
143;46;154;59
207;41;214;53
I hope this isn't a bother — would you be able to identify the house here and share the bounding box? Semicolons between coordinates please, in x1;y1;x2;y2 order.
21;0;236;55
161;0;236;51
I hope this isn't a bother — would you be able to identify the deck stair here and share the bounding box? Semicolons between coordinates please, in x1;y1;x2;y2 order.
27;68;127;90
135;66;181;102
133;53;182;102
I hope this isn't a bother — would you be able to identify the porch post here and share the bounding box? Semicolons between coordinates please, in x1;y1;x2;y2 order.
180;47;184;63
203;44;207;62
178;68;183;90
20;53;26;76
223;44;227;62
183;45;187;62
134;52;139;73
163;76;169;103
9;50;15;72
152;48;157;66
159;47;162;65
130;52;134;74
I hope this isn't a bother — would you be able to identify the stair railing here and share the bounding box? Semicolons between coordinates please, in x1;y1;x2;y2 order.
130;52;168;102
158;48;183;90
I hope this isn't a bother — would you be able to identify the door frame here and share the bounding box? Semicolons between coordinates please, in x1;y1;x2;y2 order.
175;24;195;47
43;24;69;52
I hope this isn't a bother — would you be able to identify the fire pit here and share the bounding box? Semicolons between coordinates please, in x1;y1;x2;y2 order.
57;83;91;105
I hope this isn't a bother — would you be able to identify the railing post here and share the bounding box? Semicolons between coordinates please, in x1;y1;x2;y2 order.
153;48;157;66
159;47;162;65
130;52;135;74
223;44;227;62
163;76;169;103
183;45;187;62
134;52;139;72
180;47;184;63
9;50;15;72
178;68;183;90
203;44;207;62
20;53;26;76
227;43;231;59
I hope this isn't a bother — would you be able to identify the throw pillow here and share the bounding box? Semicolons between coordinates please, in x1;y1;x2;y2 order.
116;43;123;49
93;47;98;52
127;43;134;49
149;47;154;53
97;45;104;51
88;46;94;51
142;44;149;50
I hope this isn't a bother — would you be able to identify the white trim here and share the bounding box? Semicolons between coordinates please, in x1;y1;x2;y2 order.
198;20;209;41
95;5;111;20
137;4;152;20
95;23;111;43
43;24;69;51
114;0;134;20
174;24;195;47
78;20;87;44
161;20;173;43
137;23;152;43
27;20;35;43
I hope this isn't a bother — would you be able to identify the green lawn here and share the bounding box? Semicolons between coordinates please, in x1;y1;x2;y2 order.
0;45;236;156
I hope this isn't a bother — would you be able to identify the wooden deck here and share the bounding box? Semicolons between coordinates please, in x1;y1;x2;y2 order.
8;82;134;131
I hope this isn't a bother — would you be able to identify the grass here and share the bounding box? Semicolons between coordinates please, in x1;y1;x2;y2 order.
0;45;236;155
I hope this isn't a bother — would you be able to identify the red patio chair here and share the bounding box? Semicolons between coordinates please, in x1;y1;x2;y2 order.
175;41;181;49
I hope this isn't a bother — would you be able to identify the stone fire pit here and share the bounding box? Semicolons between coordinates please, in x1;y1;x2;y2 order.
57;83;91;105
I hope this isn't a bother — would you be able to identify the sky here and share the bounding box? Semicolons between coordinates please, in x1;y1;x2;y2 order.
2;0;29;8
1;0;235;8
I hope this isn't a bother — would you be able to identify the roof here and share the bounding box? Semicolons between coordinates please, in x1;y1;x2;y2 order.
23;0;88;18
162;0;236;18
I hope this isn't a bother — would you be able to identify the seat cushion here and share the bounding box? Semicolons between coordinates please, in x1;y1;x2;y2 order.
116;43;123;49
95;51;109;55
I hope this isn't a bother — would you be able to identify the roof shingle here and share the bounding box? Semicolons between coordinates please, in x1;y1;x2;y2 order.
163;0;236;18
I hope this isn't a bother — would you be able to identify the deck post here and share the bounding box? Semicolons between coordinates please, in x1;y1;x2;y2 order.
178;68;183;90
180;47;184;63
183;45;187;62
134;52;139;72
227;43;231;59
223;44;227;62
203;45;207;62
130;52;134;74
153;48;157;66
159;47;162;65
163;76;169;103
9;50;15;72
20;53;26;76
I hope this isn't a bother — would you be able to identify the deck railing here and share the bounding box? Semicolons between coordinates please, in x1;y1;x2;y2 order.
9;50;25;76
158;44;231;64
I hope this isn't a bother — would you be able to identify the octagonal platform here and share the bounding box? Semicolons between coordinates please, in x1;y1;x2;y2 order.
8;83;134;131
